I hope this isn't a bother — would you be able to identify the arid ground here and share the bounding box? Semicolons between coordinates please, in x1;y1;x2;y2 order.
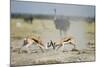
11;18;95;66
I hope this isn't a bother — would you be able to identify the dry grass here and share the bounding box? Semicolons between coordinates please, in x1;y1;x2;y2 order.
10;18;95;66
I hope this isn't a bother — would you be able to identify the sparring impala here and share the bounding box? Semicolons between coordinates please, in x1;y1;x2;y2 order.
47;34;76;50
21;35;45;53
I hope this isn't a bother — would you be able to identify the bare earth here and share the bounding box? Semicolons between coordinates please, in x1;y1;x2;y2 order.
11;39;95;66
11;19;95;66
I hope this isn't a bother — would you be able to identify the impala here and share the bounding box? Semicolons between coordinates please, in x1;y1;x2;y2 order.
47;35;76;50
21;35;45;53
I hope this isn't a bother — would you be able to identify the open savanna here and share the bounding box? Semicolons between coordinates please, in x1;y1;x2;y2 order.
10;18;95;66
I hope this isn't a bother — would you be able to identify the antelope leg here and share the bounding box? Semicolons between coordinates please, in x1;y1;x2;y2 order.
70;42;76;49
18;44;30;53
38;45;44;52
56;45;62;50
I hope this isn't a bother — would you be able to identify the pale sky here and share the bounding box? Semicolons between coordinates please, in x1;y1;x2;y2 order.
11;0;95;17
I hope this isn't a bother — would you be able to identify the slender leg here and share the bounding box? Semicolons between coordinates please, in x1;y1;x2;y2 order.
18;44;29;54
53;42;56;50
38;44;44;52
39;46;44;52
21;44;31;53
18;40;28;53
24;44;31;48
56;44;62;50
70;42;76;49
51;41;55;50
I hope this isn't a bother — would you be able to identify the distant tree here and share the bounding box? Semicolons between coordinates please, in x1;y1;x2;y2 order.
87;17;95;23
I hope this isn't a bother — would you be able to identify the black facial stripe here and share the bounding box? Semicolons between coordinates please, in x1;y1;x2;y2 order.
63;38;71;42
31;38;39;43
